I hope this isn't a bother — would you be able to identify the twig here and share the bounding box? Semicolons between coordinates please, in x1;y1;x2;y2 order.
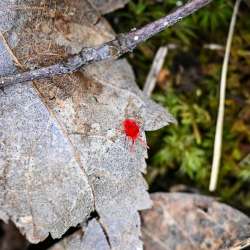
227;238;250;250
0;0;212;88
143;46;168;96
209;0;241;192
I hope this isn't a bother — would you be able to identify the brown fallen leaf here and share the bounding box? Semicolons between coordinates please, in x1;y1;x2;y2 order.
0;221;29;250
157;68;171;91
141;193;250;250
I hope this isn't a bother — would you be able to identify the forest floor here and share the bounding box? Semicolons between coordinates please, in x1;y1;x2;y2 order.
107;0;250;215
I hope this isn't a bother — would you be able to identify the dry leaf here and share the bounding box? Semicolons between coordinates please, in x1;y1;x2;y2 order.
141;193;250;250
0;0;173;249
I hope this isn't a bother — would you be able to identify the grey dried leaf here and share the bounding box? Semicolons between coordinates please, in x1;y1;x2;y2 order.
49;212;142;250
91;0;129;14
141;193;250;250
0;0;173;249
49;220;111;250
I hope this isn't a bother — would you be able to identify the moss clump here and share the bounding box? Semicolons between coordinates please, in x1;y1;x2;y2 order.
107;0;250;214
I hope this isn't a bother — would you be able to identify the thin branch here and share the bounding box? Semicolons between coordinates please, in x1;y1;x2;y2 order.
143;46;168;97
228;238;250;250
209;0;241;192
0;0;212;88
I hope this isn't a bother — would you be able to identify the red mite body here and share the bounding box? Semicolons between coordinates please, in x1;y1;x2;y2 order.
122;118;140;146
122;118;148;152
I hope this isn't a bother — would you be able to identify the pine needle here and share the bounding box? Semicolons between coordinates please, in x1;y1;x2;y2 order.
209;0;242;192
143;46;168;97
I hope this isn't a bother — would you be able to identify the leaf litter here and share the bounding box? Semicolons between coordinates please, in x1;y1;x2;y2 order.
0;0;174;249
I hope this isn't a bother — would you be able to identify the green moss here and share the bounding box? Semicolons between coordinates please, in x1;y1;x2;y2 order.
107;0;250;214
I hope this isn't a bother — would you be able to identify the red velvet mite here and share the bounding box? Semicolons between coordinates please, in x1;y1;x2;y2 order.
122;118;148;151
